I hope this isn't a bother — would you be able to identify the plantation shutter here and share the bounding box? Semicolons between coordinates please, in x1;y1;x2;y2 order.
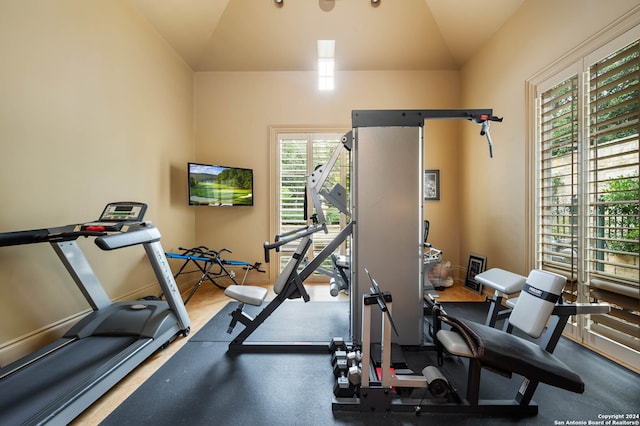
538;74;580;294
279;137;308;272
587;40;640;350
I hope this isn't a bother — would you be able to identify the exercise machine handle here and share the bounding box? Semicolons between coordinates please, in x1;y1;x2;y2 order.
263;223;327;263
472;114;502;159
0;228;108;247
95;226;161;250
264;245;271;264
0;228;51;246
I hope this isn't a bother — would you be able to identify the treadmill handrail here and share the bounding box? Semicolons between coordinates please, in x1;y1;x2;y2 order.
0;228;54;246
0;227;106;247
95;226;161;250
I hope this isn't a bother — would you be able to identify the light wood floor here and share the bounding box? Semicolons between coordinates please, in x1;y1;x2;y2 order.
72;280;484;424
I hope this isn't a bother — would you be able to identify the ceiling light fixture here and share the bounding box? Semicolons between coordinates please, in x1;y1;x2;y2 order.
371;0;381;7
319;0;335;13
274;0;284;8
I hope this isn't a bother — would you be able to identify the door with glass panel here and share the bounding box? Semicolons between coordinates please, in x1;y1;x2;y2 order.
273;131;349;283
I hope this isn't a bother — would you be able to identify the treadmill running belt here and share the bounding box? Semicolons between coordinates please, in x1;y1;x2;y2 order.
0;335;140;425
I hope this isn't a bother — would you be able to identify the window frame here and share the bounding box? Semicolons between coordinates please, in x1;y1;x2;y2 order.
526;13;640;371
269;127;350;284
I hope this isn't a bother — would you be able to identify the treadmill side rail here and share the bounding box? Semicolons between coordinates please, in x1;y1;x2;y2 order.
145;239;190;332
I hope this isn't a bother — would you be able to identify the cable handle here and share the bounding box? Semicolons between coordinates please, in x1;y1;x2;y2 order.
262;223;327;263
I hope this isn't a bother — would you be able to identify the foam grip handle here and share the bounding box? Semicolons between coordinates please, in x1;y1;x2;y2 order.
263;243;270;263
575;303;610;315
329;278;339;297
0;229;50;247
422;366;449;398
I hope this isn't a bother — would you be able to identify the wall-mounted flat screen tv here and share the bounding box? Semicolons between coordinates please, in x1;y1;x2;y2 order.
188;162;253;206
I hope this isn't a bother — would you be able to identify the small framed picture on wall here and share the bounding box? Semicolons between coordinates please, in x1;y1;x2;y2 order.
424;169;440;200
465;254;486;293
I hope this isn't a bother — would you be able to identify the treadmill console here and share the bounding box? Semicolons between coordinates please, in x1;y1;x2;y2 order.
82;202;148;232
98;202;147;222
0;202;150;247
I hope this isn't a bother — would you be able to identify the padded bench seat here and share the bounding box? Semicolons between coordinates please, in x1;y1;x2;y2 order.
438;317;584;394
224;285;268;306
475;268;527;329
475;268;526;295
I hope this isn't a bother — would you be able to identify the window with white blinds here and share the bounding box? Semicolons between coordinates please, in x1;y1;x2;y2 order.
535;34;639;365
587;40;639;351
277;132;349;280
538;75;580;282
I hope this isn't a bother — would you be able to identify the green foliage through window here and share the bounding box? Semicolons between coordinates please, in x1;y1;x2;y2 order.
600;174;639;253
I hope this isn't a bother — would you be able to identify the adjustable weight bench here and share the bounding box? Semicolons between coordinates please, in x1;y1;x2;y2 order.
223;236;314;352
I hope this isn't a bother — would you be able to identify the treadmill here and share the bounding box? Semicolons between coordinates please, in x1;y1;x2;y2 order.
0;202;190;425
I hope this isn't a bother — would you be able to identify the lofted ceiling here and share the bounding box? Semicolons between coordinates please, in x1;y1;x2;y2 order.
127;0;525;72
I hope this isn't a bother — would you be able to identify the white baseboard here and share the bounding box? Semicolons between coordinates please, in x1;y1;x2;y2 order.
0;311;88;368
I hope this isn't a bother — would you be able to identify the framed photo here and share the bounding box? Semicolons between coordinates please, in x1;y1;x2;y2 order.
424;169;440;200
465;254;486;293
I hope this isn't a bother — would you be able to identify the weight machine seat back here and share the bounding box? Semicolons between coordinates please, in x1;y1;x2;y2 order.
273;236;311;295
223;236;311;306
437;269;584;394
507;269;565;338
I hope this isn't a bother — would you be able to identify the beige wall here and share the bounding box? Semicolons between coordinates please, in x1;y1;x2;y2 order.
0;1;194;364
458;0;640;276
194;70;461;281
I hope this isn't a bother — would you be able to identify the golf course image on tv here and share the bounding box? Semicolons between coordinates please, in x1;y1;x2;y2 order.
188;162;253;206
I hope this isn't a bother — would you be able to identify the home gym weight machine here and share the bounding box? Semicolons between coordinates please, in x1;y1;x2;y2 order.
349;109;501;346
332;268;610;417
0;202;190;425
335;108;612;416
225;109;502;352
